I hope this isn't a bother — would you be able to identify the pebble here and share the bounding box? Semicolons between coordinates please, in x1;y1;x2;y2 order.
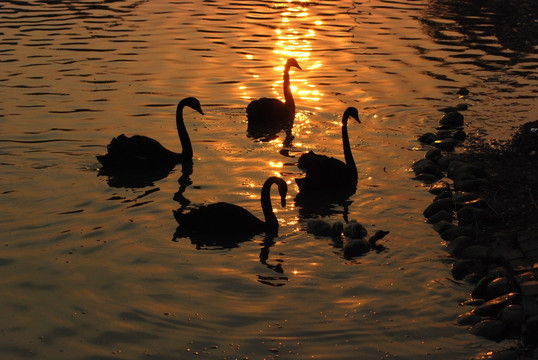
474;292;520;316
486;277;513;300
440;226;476;241
457;311;482;325
439;111;464;129
446;235;473;257
451;259;486;280
427;210;453;224
470;319;506;341
423;198;454;218
428;181;451;195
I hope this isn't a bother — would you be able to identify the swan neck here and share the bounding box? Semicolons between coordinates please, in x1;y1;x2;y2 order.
342;116;357;175
176;103;193;158
261;180;279;235
283;67;294;113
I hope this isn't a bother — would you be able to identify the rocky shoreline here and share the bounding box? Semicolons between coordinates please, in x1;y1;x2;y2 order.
414;103;538;359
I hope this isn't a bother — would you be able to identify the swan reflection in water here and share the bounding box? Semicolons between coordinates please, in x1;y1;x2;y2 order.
97;97;203;188
246;58;302;145
295;107;362;205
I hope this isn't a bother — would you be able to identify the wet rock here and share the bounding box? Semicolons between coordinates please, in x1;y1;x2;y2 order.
433;220;456;234
423;198;454;218
436;129;452;139
476;349;519;360
447;161;486;180
456;103;468;111
457;87;469;96
412;159;443;178
446;235;473;256
452;191;481;203
499;304;523;334
472;275;498;299
454;177;488;192
440;225;476;241
457;311;482;325
486;277;513;300
474;292;520;316
418;132;439;144
439;111;464;129
455;198;487;211
433;137;456;151
457;207;494;226
425;148;442;162
413;173;440;184
427;210;453;224
434;190;452;201
510;120;538;156
461;298;485;306
464;272;486;284
453;130;466;142
436;154;460;171
452;259;486;280
470;319;506;341
460;245;489;260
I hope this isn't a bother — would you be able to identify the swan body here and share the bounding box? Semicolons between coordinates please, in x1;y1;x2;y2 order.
97;97;203;170
306;219;343;238
174;177;288;239
247;58;302;138
343;230;390;259
296;107;361;199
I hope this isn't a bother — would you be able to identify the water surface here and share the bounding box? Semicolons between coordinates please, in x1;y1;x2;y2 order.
1;0;537;359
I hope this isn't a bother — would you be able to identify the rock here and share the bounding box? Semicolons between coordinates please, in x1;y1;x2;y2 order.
474;292;520;316
456;103;468;111
457;207;493;226
510;120;538;155
428;180;451;195
433;220;456;234
427;210;453;224
433;137;456;151
425;148;442;162
412;159;443;178
423;198;454;218
486;277;513;300
499;304;523;334
447;161;486;180
464;273;485;283
461;298;485;306
451;259;486;280
457;87;469;96
446;235;473;256
439;111;464;129
470;319;505;341
418;132;439;144
454;177;488;191
413;173;440;184
460;245;489;260
435;154;460;171
457;311;482;325
472;275;497;299
453;130;466;142
440;226;476;241
434;190;452;201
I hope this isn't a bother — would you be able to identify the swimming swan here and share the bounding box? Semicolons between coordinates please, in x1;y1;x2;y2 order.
296;107;361;199
97;97;203;170
173;177;288;239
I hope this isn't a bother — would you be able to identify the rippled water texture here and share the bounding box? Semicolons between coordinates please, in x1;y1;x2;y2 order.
0;0;536;359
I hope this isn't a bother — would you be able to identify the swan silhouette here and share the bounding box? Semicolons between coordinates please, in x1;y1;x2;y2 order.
247;58;302;140
97;97;203;171
295;107;362;200
173;177;288;244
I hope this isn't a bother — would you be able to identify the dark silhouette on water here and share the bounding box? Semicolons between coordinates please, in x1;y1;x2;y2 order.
295;107;362;203
173;176;287;248
247;58;302;141
97;97;203;176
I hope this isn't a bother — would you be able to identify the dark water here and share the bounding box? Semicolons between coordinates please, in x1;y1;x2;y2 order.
0;0;536;359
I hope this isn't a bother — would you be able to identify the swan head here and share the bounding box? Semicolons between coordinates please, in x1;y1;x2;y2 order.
179;97;204;116
276;178;288;207
343;107;360;124
285;58;302;71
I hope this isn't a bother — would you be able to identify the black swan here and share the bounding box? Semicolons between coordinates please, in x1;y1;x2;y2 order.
97;97;203;171
295;107;361;200
173;177;288;242
246;58;302;139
